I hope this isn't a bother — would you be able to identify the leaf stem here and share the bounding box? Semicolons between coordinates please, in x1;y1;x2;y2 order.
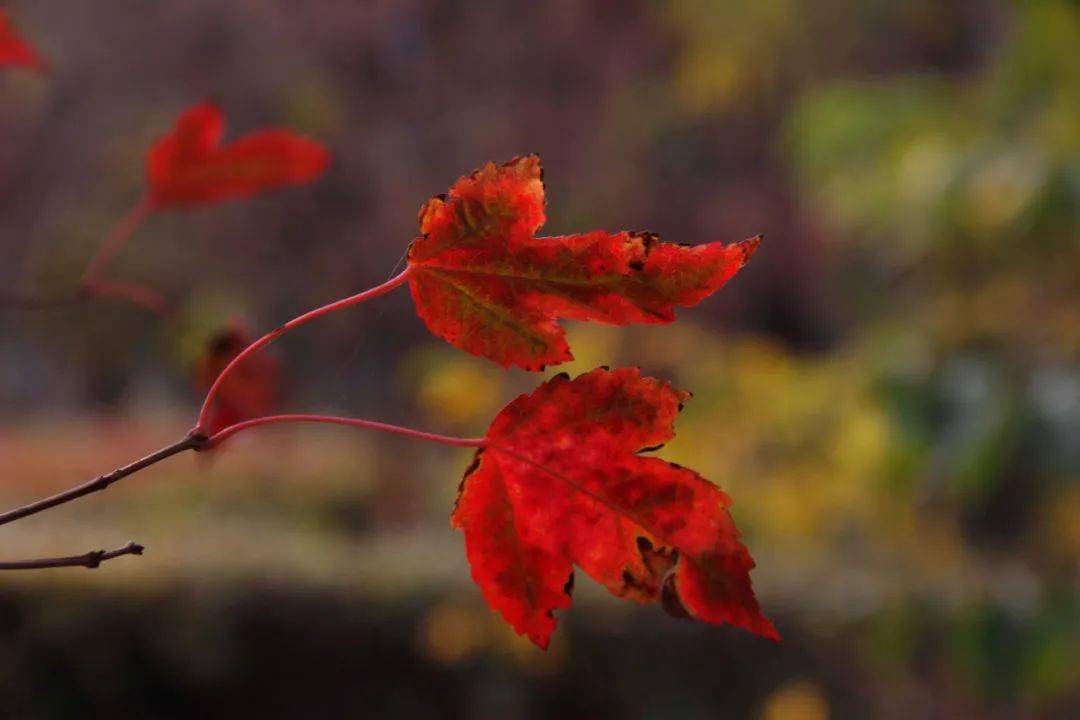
205;413;485;449
84;279;174;318
0;541;144;570
80;196;156;287
0;197;168;315
194;265;414;432
78;195;173;317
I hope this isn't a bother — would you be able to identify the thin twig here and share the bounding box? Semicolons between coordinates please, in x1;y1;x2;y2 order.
0;284;171;317
0;434;204;528
0;541;144;570
0;289;78;310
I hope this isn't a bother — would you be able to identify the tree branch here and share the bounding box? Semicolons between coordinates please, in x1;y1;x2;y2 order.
0;289;78;310
0;541;144;570
0;284;172;317
0;433;204;528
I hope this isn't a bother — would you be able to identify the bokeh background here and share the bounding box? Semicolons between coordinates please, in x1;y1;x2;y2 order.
1;1;1078;718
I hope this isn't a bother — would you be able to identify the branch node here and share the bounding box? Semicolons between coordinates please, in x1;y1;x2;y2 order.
95;472;118;491
0;540;146;571
186;430;210;452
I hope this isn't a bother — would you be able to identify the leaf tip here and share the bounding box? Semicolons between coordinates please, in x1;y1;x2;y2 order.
736;234;764;265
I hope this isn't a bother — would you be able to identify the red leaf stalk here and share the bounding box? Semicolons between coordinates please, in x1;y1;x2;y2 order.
195;266;413;432
205;413;484;449
81;196;155;287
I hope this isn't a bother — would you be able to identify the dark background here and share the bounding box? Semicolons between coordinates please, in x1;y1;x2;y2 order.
1;1;1077;718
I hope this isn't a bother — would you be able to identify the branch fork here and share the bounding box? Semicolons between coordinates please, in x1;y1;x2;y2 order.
1;266;485;571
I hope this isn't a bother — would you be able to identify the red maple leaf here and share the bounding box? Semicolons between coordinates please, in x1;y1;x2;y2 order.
194;325;280;436
147;103;330;209
453;367;778;649
407;155;760;370
0;10;45;71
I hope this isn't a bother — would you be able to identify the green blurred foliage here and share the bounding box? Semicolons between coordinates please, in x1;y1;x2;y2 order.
787;1;1079;355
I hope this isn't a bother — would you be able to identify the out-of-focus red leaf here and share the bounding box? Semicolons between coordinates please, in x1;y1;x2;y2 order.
0;10;45;71
453;367;778;649
147;103;330;208
194;325;279;436
407;156;760;370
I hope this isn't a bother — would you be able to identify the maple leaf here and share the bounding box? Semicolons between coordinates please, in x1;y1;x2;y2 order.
453;367;778;649
407;155;760;370
147;103;330;209
0;10;45;71
194;325;280;436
